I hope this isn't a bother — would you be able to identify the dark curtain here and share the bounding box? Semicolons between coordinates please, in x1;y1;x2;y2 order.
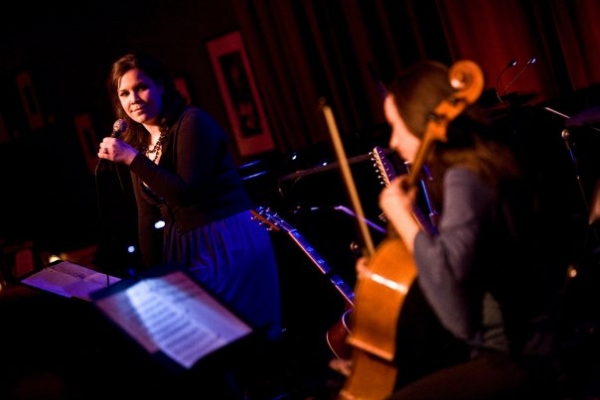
233;0;600;155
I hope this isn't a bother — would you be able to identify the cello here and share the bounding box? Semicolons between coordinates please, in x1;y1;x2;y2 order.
322;60;484;399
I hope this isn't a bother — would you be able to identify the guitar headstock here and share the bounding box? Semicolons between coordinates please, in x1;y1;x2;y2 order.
251;206;299;235
251;207;282;232
371;146;397;188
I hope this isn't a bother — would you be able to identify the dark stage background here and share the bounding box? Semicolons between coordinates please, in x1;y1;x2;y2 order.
0;0;599;260
1;1;600;398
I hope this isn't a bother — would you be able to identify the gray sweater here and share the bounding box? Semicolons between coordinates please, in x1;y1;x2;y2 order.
414;167;554;359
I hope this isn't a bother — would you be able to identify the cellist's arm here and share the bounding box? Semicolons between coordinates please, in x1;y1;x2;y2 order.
379;175;421;254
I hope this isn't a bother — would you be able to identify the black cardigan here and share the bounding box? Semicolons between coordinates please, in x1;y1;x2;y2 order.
128;106;252;267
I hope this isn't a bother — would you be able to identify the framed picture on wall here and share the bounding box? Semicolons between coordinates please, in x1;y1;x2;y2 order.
206;31;275;157
16;71;44;131
174;76;192;105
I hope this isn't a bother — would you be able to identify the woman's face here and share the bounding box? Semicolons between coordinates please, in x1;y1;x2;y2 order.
117;68;163;125
384;95;421;163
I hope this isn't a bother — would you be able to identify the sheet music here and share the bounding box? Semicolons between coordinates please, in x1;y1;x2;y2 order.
93;270;252;369
21;261;120;301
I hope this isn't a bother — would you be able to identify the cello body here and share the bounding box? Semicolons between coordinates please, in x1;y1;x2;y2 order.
338;237;416;399
330;60;484;400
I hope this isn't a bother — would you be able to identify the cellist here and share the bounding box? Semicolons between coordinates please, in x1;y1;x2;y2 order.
360;60;559;399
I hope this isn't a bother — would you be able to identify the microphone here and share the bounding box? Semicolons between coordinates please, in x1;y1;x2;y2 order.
500;56;537;98
495;59;517;104
110;118;127;138
95;119;127;174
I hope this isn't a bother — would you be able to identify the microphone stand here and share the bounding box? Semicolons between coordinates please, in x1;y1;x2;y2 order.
500;57;537;99
542;107;599;246
301;205;386;234
562;128;600;249
298;205;386;258
405;162;439;232
94;122;133;282
561;129;590;215
419;167;439;230
495;59;517;104
330;205;387;234
94;160;117;287
541;107;590;215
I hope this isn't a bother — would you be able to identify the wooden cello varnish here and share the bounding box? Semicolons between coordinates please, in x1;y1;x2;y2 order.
322;103;406;399
323;60;484;400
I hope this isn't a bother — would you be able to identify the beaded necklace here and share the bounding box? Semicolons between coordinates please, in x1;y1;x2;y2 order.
144;132;167;162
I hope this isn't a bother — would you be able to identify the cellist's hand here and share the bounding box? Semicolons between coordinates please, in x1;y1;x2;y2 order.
355;256;370;279
379;175;416;217
379;175;420;253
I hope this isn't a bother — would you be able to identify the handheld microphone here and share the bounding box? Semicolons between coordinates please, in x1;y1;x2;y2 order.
111;118;127;138
95;119;128;174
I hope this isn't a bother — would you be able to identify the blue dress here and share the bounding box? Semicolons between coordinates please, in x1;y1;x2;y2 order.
128;106;282;342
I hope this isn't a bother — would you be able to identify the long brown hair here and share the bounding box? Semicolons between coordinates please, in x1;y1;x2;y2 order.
386;60;522;202
107;52;186;150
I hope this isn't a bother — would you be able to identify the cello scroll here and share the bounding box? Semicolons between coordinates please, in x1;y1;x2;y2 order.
406;60;484;187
